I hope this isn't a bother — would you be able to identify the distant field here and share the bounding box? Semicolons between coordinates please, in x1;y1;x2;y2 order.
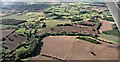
1;13;29;20
0;24;17;29
43;20;70;28
1;12;45;21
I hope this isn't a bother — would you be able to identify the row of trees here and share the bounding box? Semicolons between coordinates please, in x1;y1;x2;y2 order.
76;36;101;44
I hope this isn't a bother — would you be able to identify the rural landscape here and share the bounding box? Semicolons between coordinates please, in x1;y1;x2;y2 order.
0;1;120;61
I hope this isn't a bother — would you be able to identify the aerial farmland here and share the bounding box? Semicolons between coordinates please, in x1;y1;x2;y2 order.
0;1;119;62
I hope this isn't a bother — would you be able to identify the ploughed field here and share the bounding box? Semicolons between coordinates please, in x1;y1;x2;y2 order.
0;29;16;39
31;36;118;60
52;22;100;35
52;26;98;35
1;29;27;50
4;32;27;50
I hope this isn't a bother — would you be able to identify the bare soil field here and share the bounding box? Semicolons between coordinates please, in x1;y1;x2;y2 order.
31;36;118;60
99;20;115;33
4;32;27;50
52;26;98;35
41;36;76;60
0;29;16;39
66;39;118;60
0;29;27;50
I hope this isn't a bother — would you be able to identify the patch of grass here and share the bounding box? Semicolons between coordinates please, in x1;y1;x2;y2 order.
1;13;29;20
104;29;120;37
98;34;119;42
0;24;17;29
1;12;45;21
16;28;26;33
43;20;70;28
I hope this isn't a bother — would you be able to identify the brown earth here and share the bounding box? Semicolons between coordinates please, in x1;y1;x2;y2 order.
4;32;27;50
0;29;27;50
31;36;118;60
51;22;101;35
52;26;98;35
99;20;115;33
0;29;16;39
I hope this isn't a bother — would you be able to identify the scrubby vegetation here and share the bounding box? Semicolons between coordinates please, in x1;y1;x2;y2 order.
2;37;43;61
76;36;101;44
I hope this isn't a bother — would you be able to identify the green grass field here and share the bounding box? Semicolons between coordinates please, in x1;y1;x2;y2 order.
104;29;120;37
98;34;119;42
1;14;29;20
43;20;70;28
0;24;17;29
1;12;45;21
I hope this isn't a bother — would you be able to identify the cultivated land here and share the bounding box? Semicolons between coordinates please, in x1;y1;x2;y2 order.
31;36;118;60
99;20;115;33
0;29;16;38
1;2;119;61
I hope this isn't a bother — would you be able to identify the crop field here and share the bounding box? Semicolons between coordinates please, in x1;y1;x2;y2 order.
1;2;119;61
98;34;119;42
1;12;45;21
0;24;17;29
52;22;100;36
32;36;119;60
0;29;27;50
43;20;70;28
0;29;16;38
104;29;120;37
52;26;98;35
1;13;29;20
4;32;27;50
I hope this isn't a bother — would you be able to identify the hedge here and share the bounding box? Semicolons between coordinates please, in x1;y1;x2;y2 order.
76;36;101;44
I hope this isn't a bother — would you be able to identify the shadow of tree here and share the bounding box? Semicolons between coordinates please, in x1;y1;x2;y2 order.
31;42;44;57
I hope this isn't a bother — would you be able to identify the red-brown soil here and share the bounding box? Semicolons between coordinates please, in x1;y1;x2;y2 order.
52;26;98;35
1;29;27;50
4;32;27;50
0;29;16;39
99;20;115;33
51;22;101;35
31;36;118;60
